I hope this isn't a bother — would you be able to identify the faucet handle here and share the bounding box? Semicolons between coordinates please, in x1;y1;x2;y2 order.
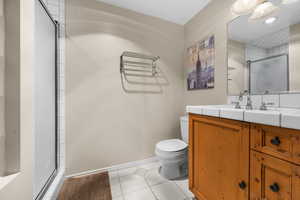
260;102;275;110
263;102;275;106
232;101;241;109
239;90;248;101
247;95;252;102
265;102;275;106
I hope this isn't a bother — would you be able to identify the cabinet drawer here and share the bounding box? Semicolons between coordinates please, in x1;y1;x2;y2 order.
250;151;300;200
251;124;300;165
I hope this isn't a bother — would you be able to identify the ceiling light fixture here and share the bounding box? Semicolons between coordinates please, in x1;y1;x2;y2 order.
264;17;277;24
282;0;299;4
250;1;279;20
231;0;263;15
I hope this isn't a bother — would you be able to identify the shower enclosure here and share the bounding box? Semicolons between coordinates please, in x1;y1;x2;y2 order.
0;0;58;198
33;0;58;199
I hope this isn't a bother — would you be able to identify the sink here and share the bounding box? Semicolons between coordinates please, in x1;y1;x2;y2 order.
244;110;281;126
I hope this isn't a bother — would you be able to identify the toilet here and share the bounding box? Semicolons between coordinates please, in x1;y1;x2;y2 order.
155;116;188;180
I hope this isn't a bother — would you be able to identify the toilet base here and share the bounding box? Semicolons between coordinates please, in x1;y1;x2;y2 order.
158;161;188;180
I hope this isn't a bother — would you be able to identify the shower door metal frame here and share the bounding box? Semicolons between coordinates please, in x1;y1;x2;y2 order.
35;0;59;199
247;53;290;94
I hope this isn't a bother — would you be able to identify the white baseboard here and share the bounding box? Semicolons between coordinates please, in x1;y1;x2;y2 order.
66;157;158;178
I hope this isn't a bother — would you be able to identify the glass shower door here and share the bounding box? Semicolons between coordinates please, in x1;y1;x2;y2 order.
33;0;58;199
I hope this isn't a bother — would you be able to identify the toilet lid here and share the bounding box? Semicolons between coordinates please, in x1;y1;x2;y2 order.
156;139;188;152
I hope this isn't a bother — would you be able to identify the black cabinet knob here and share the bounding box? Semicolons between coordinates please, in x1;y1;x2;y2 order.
239;181;247;190
271;137;281;146
269;183;280;192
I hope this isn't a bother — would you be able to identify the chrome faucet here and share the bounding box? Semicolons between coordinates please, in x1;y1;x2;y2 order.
245;95;253;110
239;90;253;110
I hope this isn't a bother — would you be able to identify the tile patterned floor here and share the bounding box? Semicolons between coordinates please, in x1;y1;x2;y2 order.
109;161;195;200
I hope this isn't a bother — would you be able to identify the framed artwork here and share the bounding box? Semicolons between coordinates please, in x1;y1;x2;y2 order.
186;35;215;90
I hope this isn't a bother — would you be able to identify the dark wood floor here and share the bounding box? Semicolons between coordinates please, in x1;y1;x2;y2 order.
57;172;112;200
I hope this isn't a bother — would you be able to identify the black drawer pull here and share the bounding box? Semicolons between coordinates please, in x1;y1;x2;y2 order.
271;137;281;146
270;183;280;192
238;181;247;190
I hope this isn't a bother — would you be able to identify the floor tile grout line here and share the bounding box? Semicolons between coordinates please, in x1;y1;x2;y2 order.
144;166;188;200
116;170;125;200
173;181;189;199
144;167;168;188
123;164;159;199
118;166;152;199
144;170;160;200
110;162;192;200
109;170;124;200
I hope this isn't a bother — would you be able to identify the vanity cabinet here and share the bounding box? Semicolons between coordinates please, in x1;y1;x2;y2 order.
189;114;300;200
188;114;250;200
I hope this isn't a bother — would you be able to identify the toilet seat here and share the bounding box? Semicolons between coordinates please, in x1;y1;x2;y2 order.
156;139;187;152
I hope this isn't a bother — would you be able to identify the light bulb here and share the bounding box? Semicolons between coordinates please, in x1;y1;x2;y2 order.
264;17;277;24
231;0;262;15
250;1;279;20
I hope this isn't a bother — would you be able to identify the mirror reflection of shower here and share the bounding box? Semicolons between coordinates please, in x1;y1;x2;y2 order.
227;0;300;95
248;53;289;94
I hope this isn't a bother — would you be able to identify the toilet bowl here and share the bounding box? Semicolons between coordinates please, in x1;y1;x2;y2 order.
155;116;188;180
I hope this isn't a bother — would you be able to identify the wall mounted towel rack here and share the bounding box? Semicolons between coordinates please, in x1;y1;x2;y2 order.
120;51;160;76
120;51;166;94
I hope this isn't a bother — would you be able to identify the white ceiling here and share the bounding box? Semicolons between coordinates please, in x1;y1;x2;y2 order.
96;0;211;25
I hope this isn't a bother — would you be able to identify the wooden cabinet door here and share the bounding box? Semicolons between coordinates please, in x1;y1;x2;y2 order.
250;151;300;200
189;114;250;200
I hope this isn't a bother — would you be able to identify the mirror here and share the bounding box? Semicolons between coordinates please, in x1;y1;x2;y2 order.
227;0;300;95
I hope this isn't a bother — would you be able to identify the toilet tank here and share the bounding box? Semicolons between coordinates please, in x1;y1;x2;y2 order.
180;116;189;144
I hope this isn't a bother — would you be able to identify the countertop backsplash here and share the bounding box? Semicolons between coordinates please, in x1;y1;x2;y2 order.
228;93;300;110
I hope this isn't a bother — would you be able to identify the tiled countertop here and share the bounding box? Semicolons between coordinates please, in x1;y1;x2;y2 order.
187;105;300;130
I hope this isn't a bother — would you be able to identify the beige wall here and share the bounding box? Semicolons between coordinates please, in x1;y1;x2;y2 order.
184;0;236;105
65;0;243;176
290;23;300;91
4;0;21;175
0;0;34;199
66;0;184;175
